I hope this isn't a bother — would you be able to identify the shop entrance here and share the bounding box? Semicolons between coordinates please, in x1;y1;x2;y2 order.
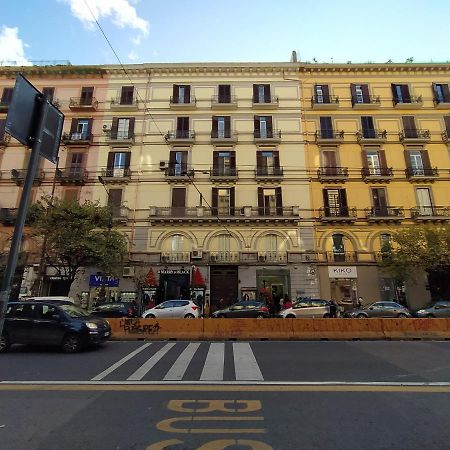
157;272;190;304
256;269;290;308
330;279;357;309
210;266;238;311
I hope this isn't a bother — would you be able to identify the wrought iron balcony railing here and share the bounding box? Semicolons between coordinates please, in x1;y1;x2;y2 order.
253;129;281;140
311;95;339;107
62;132;93;144
56;168;89;184
318;167;348;178
405;167;438;178
361;167;394;179
356;129;387;141
319;207;357;219
351;94;381;107
255;166;284;177
411;206;450;219
169;96;196;106
393;95;423;105
211;94;238;107
101;167;132;179
399;129;430;141
365;206;404;219
210;167;238;178
69;97;98;110
165;130;195;141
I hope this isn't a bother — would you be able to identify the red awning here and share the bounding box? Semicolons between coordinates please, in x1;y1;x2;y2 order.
191;267;206;287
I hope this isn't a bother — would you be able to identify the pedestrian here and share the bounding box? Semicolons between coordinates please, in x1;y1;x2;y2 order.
282;294;292;310
357;296;363;308
329;300;337;318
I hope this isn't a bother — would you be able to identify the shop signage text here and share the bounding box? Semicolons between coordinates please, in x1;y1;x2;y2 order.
89;275;120;287
158;269;189;274
328;266;357;278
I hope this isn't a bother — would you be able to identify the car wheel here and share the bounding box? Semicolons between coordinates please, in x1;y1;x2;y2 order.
61;334;82;354
184;314;195;319
356;313;367;318
286;314;296;318
146;314;156;319
216;314;225;318
397;313;408;318
323;313;331;318
256;313;265;319
426;313;434;318
0;333;10;353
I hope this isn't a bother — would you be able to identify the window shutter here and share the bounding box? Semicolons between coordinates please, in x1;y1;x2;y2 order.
264;84;271;102
401;85;411;103
224;116;231;136
108;189;122;207
253;84;259;102
275;187;283;215
70;118;78;134
107;152;115;169
121;86;134;104
274;151;280;168
212;116;218;136
212;187;218;215
184;85;191;103
254;116;260;136
361;151;369;168
230;187;235;216
230;151;236;172
124;152;131;170
171;188;186;207
322;85;330;103
213;151;219;173
391;84;398;102
361;85;370;103
86;118;93;135
257;187;264;215
42;87;55;102
128;118;135;137
420;150;431;169
339;189;348;208
266;116;273;133
1;88;13;103
379;150;387;168
323;189;330;208
443;84;450;102
403;150;412;168
402;116;416;131
181;151;188;174
256;151;263;173
172;85;179;103
350;84;357;104
111;117;119;135
444;116;450;133
80;87;93;104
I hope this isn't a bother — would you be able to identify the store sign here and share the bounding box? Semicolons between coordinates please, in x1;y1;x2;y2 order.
328;266;357;278
158;269;189;274
89;275;120;287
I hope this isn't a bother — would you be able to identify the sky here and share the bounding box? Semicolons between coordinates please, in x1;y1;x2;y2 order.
1;0;450;66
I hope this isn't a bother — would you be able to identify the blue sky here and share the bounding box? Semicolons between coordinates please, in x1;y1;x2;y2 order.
1;0;450;66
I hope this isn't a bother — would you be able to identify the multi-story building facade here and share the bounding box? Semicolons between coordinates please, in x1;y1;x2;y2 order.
0;61;449;310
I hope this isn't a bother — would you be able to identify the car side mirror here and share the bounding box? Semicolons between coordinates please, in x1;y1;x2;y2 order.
51;314;61;321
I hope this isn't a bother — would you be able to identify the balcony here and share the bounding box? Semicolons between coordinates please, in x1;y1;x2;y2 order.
110;97;138;111
318;166;349;182
351;95;381;109
311;95;339;110
365;206;404;222
442;131;449;143
393;95;423;109
211;95;238;110
323;251;358;263
56;168;89;185
0;133;11;147
11;169;45;186
169;96;196;110
399;129;430;144
209;251;240;264
211;130;238;145
68;97;98;111
148;205;300;223
405;167;439;181
161;252;190;264
252;95;279;109
361;167;394;182
111;205;129;223
106;130;135;146
165;130;195;145
318;207;357;222
411;206;450;221
253;129;281;145
257;251;288;264
164;166;194;182
356;129;387;144
100;167;132;184
62;132;93;146
209;167;238;182
0;208;18;225
315;130;344;145
434;96;450;109
255;166;284;181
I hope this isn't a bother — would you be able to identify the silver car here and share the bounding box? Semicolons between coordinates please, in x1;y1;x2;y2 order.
279;298;331;318
345;301;411;318
415;301;450;318
142;300;200;319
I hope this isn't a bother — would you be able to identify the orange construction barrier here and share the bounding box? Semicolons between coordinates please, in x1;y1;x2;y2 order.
382;318;450;340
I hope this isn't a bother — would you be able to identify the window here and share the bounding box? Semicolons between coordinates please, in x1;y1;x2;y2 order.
171;235;184;252
42;87;55;102
314;84;330;103
111;117;135;140
253;84;271;103
392;84;411;104
1;87;14;105
433;83;450;104
69;118;92;140
416;188;433;215
171;187;186;215
323;189;348;216
107;188;123;208
254;116;273;138
351;84;370;104
332;234;345;262
380;234;392;254
257;150;280;175
319;117;333;138
402;116;417;138
445;116;450;134
176;117;190;138
212;116;231;138
321;149;338;175
361;116;375;138
218;85;231;103
120;86;134;105
371;188;388;215
258;187;282;216
169;150;188;176
212;187;235;216
218;189;231;215
218;234;230;252
63;188;79;202
106;151;131;177
366;151;380;174
68;153;83;176
172;84;191;104
266;234;278;252
409;150;424;175
213;151;235;176
80;87;93;105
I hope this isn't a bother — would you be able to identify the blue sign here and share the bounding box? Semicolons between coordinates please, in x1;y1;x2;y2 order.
89;275;120;287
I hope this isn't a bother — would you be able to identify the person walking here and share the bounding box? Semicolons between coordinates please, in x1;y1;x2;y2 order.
329;300;337;318
282;294;292;310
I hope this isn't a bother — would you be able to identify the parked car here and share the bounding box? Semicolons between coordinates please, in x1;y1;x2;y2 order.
90;301;138;318
415;301;450;318
142;300;200;319
0;301;111;353
279;298;331;318
344;301;411;318
211;301;270;318
22;296;75;304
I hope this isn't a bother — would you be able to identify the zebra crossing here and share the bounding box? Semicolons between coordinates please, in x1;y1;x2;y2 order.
91;342;264;382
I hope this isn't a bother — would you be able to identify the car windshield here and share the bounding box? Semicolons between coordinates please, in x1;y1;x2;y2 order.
59;304;91;318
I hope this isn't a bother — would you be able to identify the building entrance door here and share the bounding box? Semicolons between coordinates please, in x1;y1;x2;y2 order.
210;266;238;311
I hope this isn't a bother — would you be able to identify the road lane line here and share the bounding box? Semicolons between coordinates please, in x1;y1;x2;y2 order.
91;343;151;381
127;343;176;381
233;342;264;381
163;343;201;381
200;343;225;381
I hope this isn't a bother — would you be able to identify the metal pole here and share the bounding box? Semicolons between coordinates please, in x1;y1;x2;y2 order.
0;97;48;335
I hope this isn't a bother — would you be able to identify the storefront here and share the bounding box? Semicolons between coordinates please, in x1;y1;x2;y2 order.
326;266;358;307
157;268;190;303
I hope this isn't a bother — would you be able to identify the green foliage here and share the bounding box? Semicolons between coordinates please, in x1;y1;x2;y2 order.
30;197;128;282
382;224;450;282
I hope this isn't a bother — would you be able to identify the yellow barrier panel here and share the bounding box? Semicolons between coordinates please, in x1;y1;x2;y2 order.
382;318;450;340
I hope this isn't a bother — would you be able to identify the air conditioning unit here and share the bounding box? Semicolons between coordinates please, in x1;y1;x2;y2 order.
258;255;266;262
159;161;167;170
123;266;134;277
102;124;111;132
210;254;217;262
191;250;203;259
161;255;169;263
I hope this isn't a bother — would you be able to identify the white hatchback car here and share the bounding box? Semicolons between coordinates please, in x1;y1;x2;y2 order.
142;300;200;319
279;298;331;318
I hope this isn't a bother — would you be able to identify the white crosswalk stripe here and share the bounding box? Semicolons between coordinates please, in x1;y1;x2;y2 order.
163;342;201;381
233;342;264;381
200;343;225;381
127;343;176;381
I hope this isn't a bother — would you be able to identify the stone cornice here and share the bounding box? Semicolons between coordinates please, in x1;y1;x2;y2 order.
0;66;105;78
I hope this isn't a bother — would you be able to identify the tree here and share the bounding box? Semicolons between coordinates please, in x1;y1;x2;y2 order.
30;197;128;288
382;224;450;300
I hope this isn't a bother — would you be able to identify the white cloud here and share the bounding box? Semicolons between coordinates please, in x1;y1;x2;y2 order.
63;0;149;37
127;50;139;61
0;26;31;66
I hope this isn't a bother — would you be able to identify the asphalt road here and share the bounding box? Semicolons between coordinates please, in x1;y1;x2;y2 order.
1;341;450;450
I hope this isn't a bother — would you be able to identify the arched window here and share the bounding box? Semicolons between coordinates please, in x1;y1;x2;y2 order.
332;234;345;262
171;234;184;252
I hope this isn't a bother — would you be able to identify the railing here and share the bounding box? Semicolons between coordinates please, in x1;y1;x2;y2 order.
319;207;357;219
101;167;132;178
405;167;438;178
434;95;450;105
393;95;423;105
210;167;238;177
111;205;129;221
0;208;18;224
311;95;339;106
356;129;387;140
411;206;450;219
161;252;190;263
399;129;430;141
164;166;194;178
169;96;196;105
110;97;138;107
318;167;348;177
315;130;344;140
253;129;281;139
325;251;358;263
252;95;278;104
211;95;238;106
209;251;240;263
56;168;89;183
351;94;381;106
165;130;195;140
11;169;44;184
442;131;449;142
255;166;284;177
62;132;93;143
106;131;135;141
69;97;98;109
361;167;394;178
211;130;237;140
365;206;404;219
257;252;287;263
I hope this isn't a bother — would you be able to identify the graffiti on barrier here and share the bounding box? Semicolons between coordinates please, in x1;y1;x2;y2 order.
119;318;160;334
